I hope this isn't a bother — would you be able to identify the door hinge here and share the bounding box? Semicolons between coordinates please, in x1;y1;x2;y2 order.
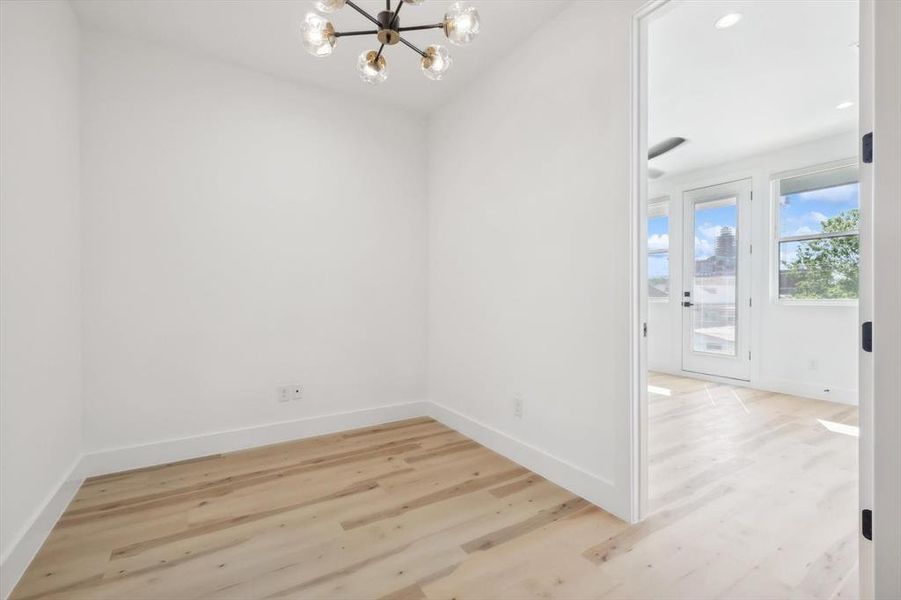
642;322;648;338
862;321;873;352
750;191;753;201
749;298;753;307
748;351;751;360
750;243;753;254
862;509;872;540
862;132;873;164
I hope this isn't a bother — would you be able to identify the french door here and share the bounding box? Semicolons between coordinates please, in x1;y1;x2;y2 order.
681;179;752;380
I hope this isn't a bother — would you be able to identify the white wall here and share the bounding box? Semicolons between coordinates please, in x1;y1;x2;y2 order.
0;0;83;564
648;131;859;404
428;0;642;520
81;33;428;453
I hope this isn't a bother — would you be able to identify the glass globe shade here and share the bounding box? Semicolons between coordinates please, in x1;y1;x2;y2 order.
421;45;452;80
314;0;346;13
357;50;389;85
301;13;336;57
443;2;480;45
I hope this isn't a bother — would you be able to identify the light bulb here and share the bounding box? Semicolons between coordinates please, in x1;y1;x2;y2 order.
301;13;336;57
444;2;480;46
314;0;346;13
357;50;389;85
421;45;452;80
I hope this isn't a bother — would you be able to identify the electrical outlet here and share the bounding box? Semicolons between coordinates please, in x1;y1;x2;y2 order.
291;385;304;401
277;386;291;403
513;396;524;419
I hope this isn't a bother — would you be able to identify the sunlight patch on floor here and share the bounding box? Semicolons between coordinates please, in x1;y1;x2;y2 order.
817;419;860;437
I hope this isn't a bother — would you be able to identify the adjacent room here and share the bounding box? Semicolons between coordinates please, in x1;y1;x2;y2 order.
643;2;862;596
1;1;899;599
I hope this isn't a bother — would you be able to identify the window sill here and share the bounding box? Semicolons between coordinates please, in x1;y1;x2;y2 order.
773;299;858;308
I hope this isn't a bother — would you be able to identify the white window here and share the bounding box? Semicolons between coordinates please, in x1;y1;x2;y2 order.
648;198;670;301
774;162;859;301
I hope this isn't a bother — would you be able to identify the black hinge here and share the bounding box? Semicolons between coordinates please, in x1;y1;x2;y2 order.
862;509;872;540
862;132;873;163
642;322;648;338
862;321;873;352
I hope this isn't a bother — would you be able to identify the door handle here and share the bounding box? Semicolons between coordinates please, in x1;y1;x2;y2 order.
682;301;694;307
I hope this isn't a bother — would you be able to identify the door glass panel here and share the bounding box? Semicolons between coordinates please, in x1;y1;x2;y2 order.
691;197;737;355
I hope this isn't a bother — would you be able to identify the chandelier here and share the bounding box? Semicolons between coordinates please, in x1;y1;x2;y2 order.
301;0;481;84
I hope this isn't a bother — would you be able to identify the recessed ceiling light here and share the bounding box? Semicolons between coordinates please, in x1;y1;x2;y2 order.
836;101;854;110
714;13;742;29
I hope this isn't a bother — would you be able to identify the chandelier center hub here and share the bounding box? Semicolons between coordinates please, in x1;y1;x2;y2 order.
376;10;401;45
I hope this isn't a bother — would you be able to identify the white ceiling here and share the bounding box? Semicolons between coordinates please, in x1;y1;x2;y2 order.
648;0;858;177
71;0;568;114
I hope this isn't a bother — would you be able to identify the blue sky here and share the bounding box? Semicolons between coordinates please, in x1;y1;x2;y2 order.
693;204;736;260
648;215;669;278
779;182;859;237
648;184;859;279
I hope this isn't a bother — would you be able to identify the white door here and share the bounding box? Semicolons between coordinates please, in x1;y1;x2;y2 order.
681;179;752;380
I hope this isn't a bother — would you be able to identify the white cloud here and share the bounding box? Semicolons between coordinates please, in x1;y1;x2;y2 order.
699;224;735;240
695;237;714;258
791;225;815;236
648;233;669;251
795;185;858;203
805;211;828;224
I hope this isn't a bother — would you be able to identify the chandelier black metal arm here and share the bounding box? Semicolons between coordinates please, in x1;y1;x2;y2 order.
397;23;444;32
343;0;382;27
398;37;427;58
333;29;378;38
300;0;479;83
334;0;432;59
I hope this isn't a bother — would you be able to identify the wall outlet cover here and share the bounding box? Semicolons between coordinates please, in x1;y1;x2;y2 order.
277;386;291;403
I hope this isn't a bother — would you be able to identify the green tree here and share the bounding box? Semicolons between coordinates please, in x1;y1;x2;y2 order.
782;208;859;299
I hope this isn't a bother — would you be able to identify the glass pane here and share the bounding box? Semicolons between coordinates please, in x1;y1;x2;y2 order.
779;181;859;237
648;214;669;249
779;236;859;300
649;252;669;299
691;197;737;356
648;205;669;300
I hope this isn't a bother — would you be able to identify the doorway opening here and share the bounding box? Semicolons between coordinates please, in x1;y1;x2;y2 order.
634;1;862;597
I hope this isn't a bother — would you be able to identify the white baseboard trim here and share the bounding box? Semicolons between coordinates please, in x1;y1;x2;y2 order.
3;399;630;598
1;459;84;600
651;368;858;406
77;401;431;478
752;378;858;406
427;401;627;521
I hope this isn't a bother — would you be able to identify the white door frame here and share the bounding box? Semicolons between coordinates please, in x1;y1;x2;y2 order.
628;1;896;597
859;1;901;598
680;179;752;381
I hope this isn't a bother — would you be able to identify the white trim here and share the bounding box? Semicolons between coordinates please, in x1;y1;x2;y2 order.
771;159;861;305
651;367;858;406
0;459;84;600
2;398;634;598
630;0;671;524
426;401;627;521
77;401;430;478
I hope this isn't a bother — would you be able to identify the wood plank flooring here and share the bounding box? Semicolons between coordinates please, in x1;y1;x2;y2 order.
11;373;859;599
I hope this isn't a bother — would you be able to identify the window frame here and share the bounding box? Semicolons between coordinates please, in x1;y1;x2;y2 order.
771;159;859;306
647;196;671;303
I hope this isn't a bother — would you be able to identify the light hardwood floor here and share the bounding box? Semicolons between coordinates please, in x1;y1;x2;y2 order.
12;373;859;599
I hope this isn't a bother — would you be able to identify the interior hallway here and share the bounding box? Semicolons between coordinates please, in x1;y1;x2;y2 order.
11;374;858;600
